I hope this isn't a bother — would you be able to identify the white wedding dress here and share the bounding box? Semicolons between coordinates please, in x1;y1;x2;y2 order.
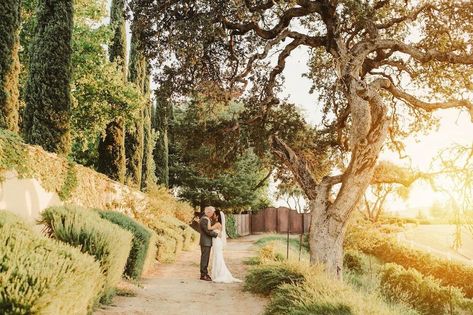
210;212;242;283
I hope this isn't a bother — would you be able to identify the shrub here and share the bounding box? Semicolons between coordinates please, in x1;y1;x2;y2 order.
226;213;239;239
142;231;158;274
346;224;473;297
159;215;197;250
155;234;177;263
265;278;412;315
343;250;364;274
379;263;465;315
146;184;194;222
244;263;307;295
258;243;286;263
98;210;156;279
0;211;104;314
40;206;133;303
261;262;416;315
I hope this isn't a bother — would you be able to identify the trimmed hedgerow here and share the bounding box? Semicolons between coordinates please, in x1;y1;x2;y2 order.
346;225;473;298
142;231;157;274
154;233;177;263
379;263;468;315
159;215;198;250
39;206;132;303
0;211;104;314
98;210;156;279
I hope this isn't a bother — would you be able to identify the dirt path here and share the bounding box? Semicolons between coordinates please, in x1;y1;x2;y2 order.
95;235;267;315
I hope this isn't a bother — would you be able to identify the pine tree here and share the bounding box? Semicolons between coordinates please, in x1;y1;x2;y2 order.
0;0;21;132
24;0;73;154
126;33;147;188
97;0;126;182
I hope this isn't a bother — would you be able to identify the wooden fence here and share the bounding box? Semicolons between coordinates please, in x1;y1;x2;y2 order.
235;207;310;235
233;213;251;236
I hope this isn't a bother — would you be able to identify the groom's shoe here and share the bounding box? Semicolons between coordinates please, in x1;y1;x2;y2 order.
200;275;212;281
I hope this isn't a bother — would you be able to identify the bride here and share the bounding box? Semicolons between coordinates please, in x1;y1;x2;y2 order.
207;210;242;283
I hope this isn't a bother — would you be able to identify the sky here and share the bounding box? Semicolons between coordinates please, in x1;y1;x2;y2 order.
274;45;473;216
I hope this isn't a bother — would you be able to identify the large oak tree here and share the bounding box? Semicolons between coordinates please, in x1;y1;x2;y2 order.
131;0;473;277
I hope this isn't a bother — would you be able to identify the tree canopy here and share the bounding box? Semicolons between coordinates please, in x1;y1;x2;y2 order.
130;0;473;276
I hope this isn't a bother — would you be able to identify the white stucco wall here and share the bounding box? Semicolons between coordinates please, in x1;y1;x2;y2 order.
0;171;62;223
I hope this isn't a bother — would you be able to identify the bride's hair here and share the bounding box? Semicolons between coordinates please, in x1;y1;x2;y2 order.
215;210;223;224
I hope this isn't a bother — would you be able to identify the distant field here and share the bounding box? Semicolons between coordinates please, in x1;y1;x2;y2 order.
398;224;473;265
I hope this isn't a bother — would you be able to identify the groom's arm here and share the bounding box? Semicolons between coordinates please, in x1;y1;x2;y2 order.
200;218;218;238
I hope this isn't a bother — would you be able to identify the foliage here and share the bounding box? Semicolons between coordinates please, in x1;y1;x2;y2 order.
169;99;274;212
138;213;183;258
153;96;170;187
0;129;29;178
141;103;157;190
346;224;473;298
70;0;143;168
158;215;198;250
125;32;148;189
97;0;128;184
343;250;364;274
246;243;414;315
97;118;126;182
39;205;133;303
379;263;467;315
145;184;194;223
225;213;239;239
244;263;307;296
0;211;104;314
58;159;78;200
23;0;73;154
129;0;473;276
0;0;20;132
265;275;412;315
154;233;177;263
98;210;155;280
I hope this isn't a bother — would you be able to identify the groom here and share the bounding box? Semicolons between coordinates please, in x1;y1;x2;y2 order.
199;206;218;281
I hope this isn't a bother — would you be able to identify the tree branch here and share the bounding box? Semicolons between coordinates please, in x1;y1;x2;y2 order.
270;135;319;199
375;78;473;121
222;3;321;39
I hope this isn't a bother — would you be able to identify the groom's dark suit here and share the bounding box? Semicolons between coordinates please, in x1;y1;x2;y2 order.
199;214;218;278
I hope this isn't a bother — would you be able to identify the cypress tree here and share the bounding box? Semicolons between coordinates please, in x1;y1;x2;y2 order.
24;0;74;154
126;33;146;188
0;0;21;132
97;0;126;182
141;100;154;190
154;95;170;187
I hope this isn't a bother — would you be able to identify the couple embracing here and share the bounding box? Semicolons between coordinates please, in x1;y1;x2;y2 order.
199;206;242;283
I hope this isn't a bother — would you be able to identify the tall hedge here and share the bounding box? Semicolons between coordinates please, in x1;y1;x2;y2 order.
24;0;73;154
126;33;146;188
0;0;21;132
97;0;126;182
